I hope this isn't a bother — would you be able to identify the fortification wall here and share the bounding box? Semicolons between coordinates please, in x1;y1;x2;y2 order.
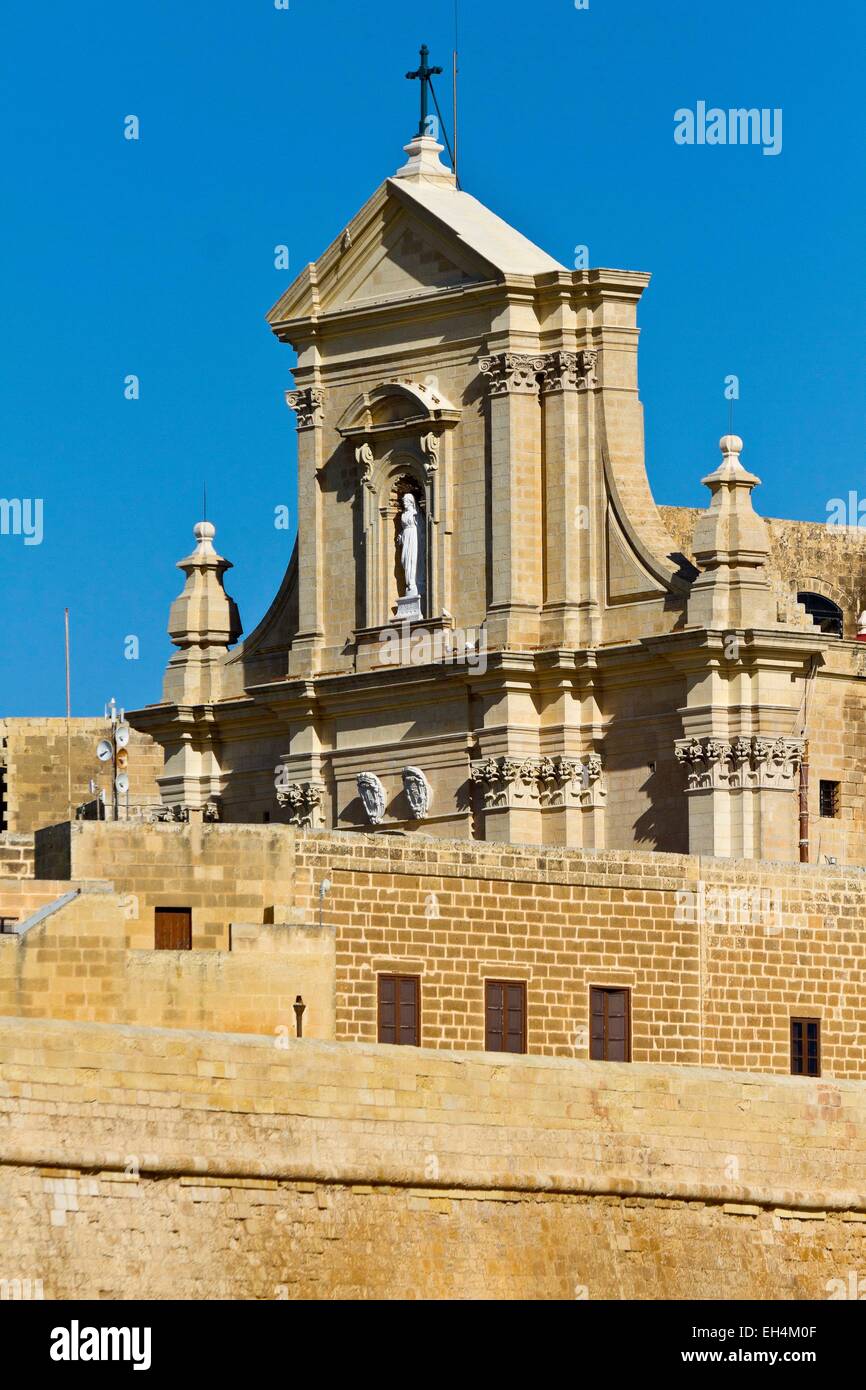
0;1016;864;1300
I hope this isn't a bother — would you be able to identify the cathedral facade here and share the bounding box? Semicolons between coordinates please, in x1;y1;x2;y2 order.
130;127;866;867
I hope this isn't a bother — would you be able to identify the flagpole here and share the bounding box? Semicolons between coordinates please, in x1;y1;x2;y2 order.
65;608;72;821
453;2;459;182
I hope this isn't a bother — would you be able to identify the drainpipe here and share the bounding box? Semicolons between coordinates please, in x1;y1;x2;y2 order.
797;654;820;865
799;740;810;864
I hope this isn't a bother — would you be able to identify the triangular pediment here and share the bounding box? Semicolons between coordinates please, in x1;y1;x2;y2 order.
267;171;563;331
335;208;483;309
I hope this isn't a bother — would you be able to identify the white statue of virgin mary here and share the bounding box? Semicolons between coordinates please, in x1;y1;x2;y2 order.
399;494;419;596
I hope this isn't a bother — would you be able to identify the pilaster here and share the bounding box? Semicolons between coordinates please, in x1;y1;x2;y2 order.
539;350;599;648
286;385;326;677
479;353;544;649
675;734;804;860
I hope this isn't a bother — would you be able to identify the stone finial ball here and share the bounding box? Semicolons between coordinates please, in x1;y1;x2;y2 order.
194;521;216;542
719;434;744;455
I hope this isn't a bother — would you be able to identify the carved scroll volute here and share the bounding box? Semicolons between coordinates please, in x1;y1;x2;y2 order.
355;440;375;488
420;432;441;479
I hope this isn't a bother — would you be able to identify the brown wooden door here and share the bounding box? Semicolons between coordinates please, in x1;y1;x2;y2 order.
485;980;526;1053
590;987;630;1061
377;975;420;1045
154;908;192;951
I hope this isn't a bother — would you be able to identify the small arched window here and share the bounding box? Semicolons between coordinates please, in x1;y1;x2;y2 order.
797;591;843;637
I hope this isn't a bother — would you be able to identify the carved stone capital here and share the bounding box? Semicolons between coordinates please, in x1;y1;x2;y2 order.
286;387;325;430
479;353;545;396
541;349;599;393
470;755;523;809
275;778;325;828
675;735;804;793
150;804;190;824
753;736;804;788
471;753;605;810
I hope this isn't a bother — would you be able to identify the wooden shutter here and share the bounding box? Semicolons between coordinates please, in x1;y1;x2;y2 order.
590;987;631;1061
791;1018;820;1076
377;975;420;1046
485;980;526;1054
154;907;192;951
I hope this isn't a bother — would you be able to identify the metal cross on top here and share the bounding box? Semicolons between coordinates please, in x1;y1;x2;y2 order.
406;44;443;138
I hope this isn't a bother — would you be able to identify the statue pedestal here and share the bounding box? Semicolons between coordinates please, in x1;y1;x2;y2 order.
395;591;423;622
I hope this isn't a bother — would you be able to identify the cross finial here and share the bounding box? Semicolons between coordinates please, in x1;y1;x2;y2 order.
406;44;443;138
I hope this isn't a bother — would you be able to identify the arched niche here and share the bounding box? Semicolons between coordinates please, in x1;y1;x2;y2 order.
357;445;432;629
337;379;461;631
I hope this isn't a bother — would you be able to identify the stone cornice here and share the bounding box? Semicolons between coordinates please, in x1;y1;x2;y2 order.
271;279;504;348
642;628;829;676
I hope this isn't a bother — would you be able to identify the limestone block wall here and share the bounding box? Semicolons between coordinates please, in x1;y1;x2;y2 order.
290;832;866;1077
0;1016;864;1300
0;833;34;881
17;823;866;1076
801;645;866;868
35;821;298;950
0;718;163;835
599;671;688;853
0;878;85;929
0;890;334;1039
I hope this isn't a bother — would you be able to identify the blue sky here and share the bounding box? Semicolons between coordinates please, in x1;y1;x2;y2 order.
1;0;864;715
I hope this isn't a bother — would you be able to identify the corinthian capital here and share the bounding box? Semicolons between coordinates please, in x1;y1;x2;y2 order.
286;387;325;430
541;350;598;393
275;776;325;828
479;352;545;396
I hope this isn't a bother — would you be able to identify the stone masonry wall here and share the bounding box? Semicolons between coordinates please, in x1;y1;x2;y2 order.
16;823;866;1077
0;718;163;835
35;821;297;951
0;1016;864;1300
290;832;866;1078
0;833;34;881
0;889;334;1040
